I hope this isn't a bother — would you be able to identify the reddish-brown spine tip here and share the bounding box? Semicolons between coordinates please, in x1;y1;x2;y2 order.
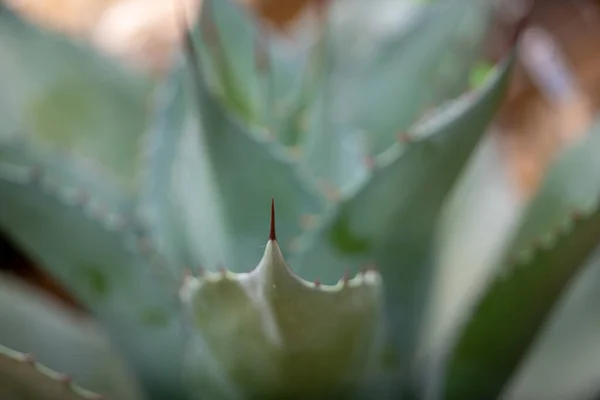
21;354;35;365
269;198;277;241
58;374;72;385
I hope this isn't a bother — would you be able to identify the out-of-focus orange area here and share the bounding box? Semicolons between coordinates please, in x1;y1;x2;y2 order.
1;0;600;307
3;0;322;74
496;0;600;197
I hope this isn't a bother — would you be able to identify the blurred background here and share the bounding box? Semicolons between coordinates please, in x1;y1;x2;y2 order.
1;0;600;312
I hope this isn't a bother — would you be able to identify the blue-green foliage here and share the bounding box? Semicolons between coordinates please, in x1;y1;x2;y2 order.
1;1;600;399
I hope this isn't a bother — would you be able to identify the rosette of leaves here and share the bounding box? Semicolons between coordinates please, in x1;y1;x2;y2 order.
1;0;600;399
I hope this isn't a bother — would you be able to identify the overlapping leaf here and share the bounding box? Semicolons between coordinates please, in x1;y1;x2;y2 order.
328;0;496;155
148;40;326;274
0;8;185;398
290;54;513;377
0;273;144;400
439;119;600;399
0;6;153;191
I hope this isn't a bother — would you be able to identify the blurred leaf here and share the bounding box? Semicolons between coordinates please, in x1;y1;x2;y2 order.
440;119;600;399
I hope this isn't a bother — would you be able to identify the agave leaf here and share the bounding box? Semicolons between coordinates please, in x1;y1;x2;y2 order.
0;8;185;397
415;132;525;378
499;120;600;400
0;345;102;400
0;6;153;192
193;0;312;135
139;64;194;270
180;206;385;399
0;175;185;398
193;0;264;123
291;53;513;379
327;0;495;155
0;272;144;400
151;32;325;274
298;23;370;194
503;248;600;400
438;119;600;399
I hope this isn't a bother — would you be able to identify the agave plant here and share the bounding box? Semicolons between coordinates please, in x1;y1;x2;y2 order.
1;0;600;399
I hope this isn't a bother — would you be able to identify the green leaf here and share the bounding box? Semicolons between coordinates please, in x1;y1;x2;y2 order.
291;53;513;375
180;236;385;399
139;63;194;270
504;249;600;400
439;119;600;399
328;0;496;155
193;0;311;135
414;133;525;380
156;43;325;274
510;119;600;251
298;25;370;194
0;171;185;398
0;6;153;191
0;8;185;397
0;345;102;400
0;273;144;400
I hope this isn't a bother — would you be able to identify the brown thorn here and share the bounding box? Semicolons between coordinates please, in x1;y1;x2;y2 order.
364;156;376;169
21;353;35;365
314;279;321;288
58;374;72;385
365;262;378;273
269;197;277;241
342;269;350;284
398;132;411;143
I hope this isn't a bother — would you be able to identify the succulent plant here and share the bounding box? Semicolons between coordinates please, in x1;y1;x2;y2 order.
1;0;600;399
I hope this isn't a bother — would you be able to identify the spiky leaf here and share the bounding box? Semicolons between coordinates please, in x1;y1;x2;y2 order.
439;120;600;399
291;53;513;378
0;273;144;400
0;8;185;397
0;5;153;191
0;345;103;400
180;202;385;399
150;37;325;274
328;0;496;155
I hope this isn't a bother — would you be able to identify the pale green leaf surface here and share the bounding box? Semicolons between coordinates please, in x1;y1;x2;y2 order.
0;170;185;398
291;55;512;372
139;64;193;270
0;273;144;400
0;8;185;397
0;7;153;191
193;0;310;135
439;120;600;399
330;0;495;155
503;248;600;400
0;345;101;400
160;52;325;274
415;133;525;378
299;28;369;194
497;119;600;400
